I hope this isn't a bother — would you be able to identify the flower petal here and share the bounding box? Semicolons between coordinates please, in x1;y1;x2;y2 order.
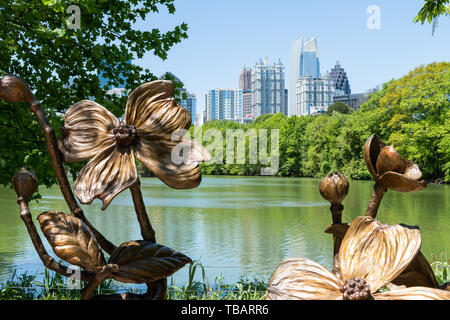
124;80;191;133
74;146;137;210
266;258;343;300
374;287;450;300
363;134;386;181
58;100;119;163
378;171;427;192
339;216;422;293
135;134;210;189
376;146;407;175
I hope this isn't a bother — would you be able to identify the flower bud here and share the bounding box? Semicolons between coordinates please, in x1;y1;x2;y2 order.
319;172;349;204
12;168;38;201
376;146;407;175
0;75;35;104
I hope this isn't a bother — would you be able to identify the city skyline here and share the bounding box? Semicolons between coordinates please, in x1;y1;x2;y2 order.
132;0;450;124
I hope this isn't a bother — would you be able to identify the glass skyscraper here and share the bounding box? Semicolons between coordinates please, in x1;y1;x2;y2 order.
205;89;243;122
329;60;351;95
289;37;320;115
180;90;197;125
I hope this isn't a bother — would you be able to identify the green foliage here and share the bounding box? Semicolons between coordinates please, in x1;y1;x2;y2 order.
0;0;188;189
0;268;118;300
430;253;449;285
325;101;352;115
414;0;450;24
199;62;450;182
166;261;268;300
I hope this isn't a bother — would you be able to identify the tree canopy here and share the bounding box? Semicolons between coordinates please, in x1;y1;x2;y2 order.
199;62;450;183
0;0;188;189
325;101;352;115
414;0;450;24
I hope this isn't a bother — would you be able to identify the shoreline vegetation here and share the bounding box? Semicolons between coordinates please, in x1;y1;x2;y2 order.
141;62;450;184
0;256;447;300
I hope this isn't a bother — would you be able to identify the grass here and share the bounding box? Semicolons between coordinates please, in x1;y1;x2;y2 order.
430;253;449;285
0;262;268;300
1;256;448;300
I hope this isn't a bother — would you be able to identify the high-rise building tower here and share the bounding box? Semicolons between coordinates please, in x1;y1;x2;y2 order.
239;67;253;119
296;71;333;115
329;60;351;95
251;57;286;118
180;90;197;125
300;38;320;78
204;89;243;122
239;67;252;91
289;37;304;116
289;37;320;115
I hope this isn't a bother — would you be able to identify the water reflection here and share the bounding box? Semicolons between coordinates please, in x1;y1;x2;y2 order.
0;176;448;288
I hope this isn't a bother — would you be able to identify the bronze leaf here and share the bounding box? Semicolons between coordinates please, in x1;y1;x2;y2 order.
392;251;439;288
108;240;192;284
37;211;106;273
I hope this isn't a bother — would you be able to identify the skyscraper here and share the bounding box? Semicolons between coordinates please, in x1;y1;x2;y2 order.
180;90;197;125
239;67;253;119
296;71;333;115
300;38;320;78
289;37;320;115
330;61;351;95
251;57;286;118
239;67;252;91
205;89;243;122
289;36;304;116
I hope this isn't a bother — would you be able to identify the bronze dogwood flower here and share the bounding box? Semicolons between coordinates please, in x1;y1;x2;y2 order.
58;80;211;209
266;216;450;300
364;134;426;193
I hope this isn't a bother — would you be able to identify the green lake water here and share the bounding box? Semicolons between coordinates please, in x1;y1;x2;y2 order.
0;176;448;289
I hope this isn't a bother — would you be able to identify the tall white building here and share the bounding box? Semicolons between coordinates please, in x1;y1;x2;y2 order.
251;57;287;118
289;37;321;116
204;89;243;122
289;37;304;116
295;71;333;115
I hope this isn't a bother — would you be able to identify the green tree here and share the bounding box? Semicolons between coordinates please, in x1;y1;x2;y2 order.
414;0;450;24
325;101;352;115
0;0;188;188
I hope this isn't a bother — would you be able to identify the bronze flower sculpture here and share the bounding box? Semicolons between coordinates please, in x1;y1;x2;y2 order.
267;134;448;300
58;81;209;210
318;172;349;273
267;216;450;300
364;134;426;217
2;74;210;299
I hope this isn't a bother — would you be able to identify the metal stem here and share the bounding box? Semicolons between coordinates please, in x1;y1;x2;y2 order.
365;183;387;218
130;179;156;243
17;197;94;282
28;100;116;255
330;203;344;274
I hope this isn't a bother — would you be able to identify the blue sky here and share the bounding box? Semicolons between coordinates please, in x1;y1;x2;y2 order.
133;0;450;121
